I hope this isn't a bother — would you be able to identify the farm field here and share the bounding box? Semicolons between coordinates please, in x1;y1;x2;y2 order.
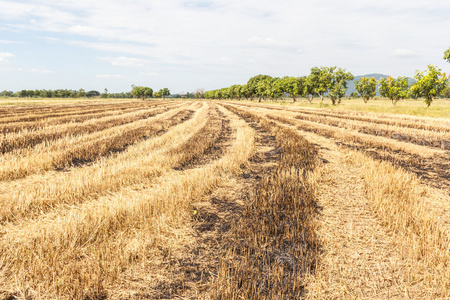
0;99;449;299
240;97;450;118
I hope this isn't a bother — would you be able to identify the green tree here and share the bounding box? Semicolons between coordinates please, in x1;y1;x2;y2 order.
279;76;304;102
159;88;170;99
441;85;450;99
329;68;354;105
77;88;86;98
350;91;359;98
303;75;316;104
236;85;247;100
19;90;34;97
227;85;240;99
272;78;286;100
355;77;377;103
33;90;41;98
378;76;409;105
247;75;273;100
255;77;275;101
309;66;336;104
86;90;100;98
444;47;450;63
214;90;222;99
102;88;109;98
410;65;449;107
131;85;153;100
0;90;13;97
204;90;215;99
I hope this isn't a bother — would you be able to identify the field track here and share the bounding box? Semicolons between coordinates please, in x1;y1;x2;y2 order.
0;100;449;299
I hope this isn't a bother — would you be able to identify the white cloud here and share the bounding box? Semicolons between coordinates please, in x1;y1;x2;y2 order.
95;74;125;79
248;36;289;48
0;52;15;62
100;56;149;67
0;40;24;44
140;71;160;76
17;67;54;74
391;49;418;58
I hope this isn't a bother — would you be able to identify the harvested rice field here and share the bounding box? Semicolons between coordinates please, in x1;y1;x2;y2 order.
0;99;449;299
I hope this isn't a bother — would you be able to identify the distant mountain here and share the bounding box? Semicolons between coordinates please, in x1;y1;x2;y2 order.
346;73;415;96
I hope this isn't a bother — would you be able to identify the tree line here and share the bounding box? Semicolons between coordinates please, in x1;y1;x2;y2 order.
204;64;449;107
0;89;115;99
0;86;175;100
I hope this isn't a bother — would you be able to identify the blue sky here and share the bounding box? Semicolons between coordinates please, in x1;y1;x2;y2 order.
0;0;449;94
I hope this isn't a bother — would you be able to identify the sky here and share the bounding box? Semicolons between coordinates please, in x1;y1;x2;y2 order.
0;0;449;94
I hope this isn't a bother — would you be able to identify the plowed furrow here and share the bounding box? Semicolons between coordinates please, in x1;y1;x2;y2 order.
0;102;255;299
0;106;194;181
0;103;211;225
0;102;180;134
0;101;171;123
0;106;180;154
293;112;449;149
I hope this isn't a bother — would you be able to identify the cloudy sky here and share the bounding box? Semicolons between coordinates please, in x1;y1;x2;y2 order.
0;0;449;93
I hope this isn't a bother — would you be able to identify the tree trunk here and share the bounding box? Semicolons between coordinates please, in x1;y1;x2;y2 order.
331;96;336;105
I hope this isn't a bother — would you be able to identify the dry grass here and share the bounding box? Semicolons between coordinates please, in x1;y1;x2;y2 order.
292;111;449;149
231;101;450;132
223;101;450;298
357;151;450;297
0;101;180;134
212;105;319;299
1;99;449;299
226;102;447;157
237;97;450;118
0;101;147;123
225;103;450;190
0;104;186;153
0;104;195;181
0;101;255;299
0;103;205;224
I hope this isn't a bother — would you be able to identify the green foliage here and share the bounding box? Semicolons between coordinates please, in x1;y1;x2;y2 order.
247;75;273;100
308;66;335;103
441;85;450;99
238;84;250;99
355;77;377;103
303;67;352;105
101;88;109;99
378;76;409;105
280;76;304;102
350;91;359;98
271;78;286;100
78;88;86;98
444;47;450;63
131;85;153;100
86;90;100;98
0;88;133;99
329;68;354;105
303;75;316;103
158;88;170;99
410;65;448;107
0;90;13;97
